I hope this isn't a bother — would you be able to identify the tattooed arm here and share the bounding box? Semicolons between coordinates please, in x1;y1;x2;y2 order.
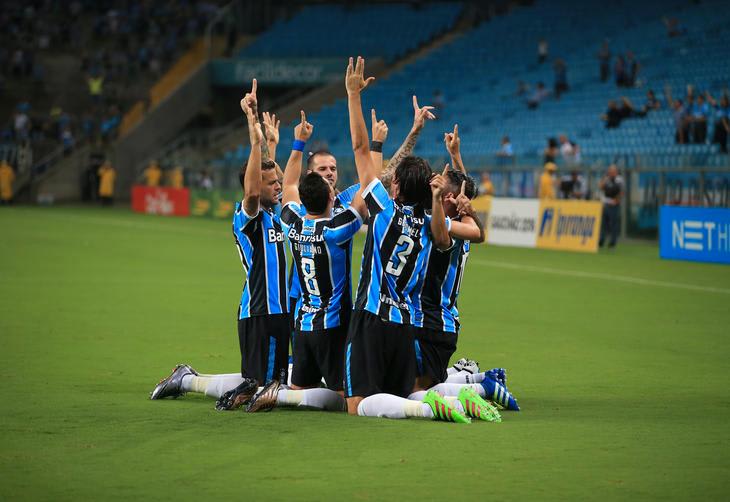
381;95;435;189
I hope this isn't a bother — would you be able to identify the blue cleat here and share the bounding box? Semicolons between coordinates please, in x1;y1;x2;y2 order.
480;375;520;411
484;368;507;386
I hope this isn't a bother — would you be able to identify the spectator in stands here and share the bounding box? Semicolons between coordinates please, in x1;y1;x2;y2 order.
169;166;184;189
640;89;662;115
614;55;626;87
537;39;548;64
527;82;549;109
618;97;636;120
479;172;494;196
87;73;104;105
13;106;30;143
553;58;568;98
663;16;686;38
560;170;586;199
559;135;582;167
625;51;639;87
61;126;75;154
539;162;557;199
599;165;623;248
665;85;689;144
602;100;623;129
199;170;213;192
97;160;115;206
143;161;162;187
544;137;558;163
497;136;513;157
597;40;611;82
690;94;710;144
0;160;15;205
707;92;730;153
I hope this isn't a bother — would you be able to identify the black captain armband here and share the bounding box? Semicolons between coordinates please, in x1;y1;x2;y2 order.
370;141;383;153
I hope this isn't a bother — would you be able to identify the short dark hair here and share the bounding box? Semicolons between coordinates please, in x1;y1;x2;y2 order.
307;150;335;170
394;156;433;208
239;159;276;190
445;170;477;200
299;172;331;215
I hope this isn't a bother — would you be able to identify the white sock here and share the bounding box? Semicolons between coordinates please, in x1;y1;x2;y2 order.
444;371;486;384
408;391;427;401
357;393;434;419
429;382;485;398
181;374;246;399
443;395;466;414
446;367;458;376
276;388;345;411
408;390;465;414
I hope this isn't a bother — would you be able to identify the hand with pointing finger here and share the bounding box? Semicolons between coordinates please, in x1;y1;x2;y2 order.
412;95;436;132
430;164;450;198
444;124;460;156
371;109;389;143
454;181;474;216
294;110;313;142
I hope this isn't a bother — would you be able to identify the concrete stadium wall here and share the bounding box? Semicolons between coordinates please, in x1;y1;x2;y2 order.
112;65;212;200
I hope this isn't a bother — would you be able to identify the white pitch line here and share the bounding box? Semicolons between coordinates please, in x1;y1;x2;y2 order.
471;259;730;295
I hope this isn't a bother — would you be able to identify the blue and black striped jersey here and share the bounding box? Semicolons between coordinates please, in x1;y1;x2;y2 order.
281;202;363;331
233;202;300;319
421;238;470;333
354;179;450;327
288;183;360;303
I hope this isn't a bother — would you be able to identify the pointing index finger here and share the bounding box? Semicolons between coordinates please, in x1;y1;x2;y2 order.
442;164;450;176
460;180;466;195
412;95;419;111
300;110;306;124
251;78;257;95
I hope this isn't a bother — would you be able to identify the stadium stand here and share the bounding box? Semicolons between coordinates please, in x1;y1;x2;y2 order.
0;0;223;174
210;0;729;175
238;3;462;62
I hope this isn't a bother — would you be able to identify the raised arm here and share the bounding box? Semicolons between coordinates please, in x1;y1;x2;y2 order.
444;124;466;174
381;95;436;187
241;80;264;216
429;165;453;251
451;182;485;243
262;111;280;164
346;56;376;188
282;110;313;206
370;108;388;173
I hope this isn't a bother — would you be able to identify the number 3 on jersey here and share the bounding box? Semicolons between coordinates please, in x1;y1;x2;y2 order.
301;257;320;295
385;235;415;277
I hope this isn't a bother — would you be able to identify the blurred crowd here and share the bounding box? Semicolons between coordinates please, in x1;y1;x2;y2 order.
1;0;221;159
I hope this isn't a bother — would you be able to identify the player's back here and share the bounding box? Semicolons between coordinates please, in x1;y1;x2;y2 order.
281;202;362;331
421;238;470;333
355;179;439;327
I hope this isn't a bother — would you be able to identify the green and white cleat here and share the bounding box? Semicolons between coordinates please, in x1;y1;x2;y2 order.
458;387;502;423
422;390;471;424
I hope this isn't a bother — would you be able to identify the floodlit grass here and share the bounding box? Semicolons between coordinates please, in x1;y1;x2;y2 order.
1;206;729;500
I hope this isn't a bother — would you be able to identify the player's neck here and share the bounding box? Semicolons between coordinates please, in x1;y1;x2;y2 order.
304;211;329;220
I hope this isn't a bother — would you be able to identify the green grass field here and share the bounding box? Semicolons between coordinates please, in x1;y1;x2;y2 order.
1;206;729;500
